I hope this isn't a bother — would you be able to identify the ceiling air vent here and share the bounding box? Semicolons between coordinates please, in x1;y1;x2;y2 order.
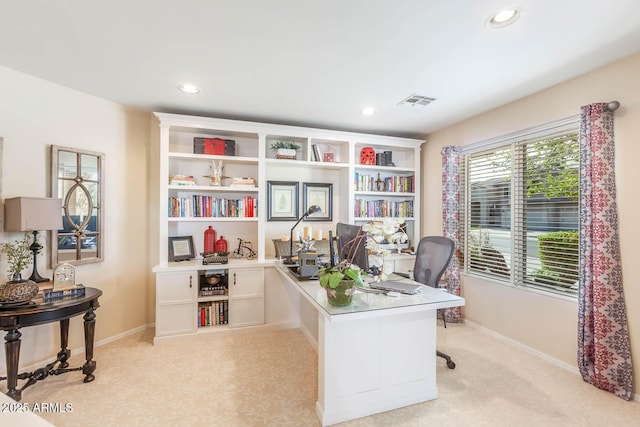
398;94;436;107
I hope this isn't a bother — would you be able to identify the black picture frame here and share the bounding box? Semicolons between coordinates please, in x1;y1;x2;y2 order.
168;236;195;262
303;182;333;221
267;181;299;221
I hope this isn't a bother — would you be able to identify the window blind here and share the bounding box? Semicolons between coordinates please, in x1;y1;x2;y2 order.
463;130;580;296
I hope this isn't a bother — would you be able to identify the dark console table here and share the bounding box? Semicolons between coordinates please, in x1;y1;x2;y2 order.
0;287;102;401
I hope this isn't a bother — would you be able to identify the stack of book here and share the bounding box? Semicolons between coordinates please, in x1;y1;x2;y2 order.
230;177;256;187
169;175;196;186
43;284;86;301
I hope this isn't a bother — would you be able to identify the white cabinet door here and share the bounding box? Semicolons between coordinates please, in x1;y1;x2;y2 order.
229;268;264;298
156;271;197;336
229;268;264;328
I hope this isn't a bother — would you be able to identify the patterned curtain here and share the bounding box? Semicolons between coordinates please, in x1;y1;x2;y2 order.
441;146;462;322
577;103;632;400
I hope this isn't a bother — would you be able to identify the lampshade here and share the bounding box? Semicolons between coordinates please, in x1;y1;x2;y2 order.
4;197;63;232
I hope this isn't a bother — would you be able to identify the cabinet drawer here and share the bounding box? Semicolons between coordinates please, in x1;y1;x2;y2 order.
229;268;264;297
157;271;196;302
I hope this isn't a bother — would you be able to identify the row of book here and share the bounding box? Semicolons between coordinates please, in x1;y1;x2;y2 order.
310;144;335;162
354;199;414;218
198;301;228;327
169;195;257;218
354;173;415;193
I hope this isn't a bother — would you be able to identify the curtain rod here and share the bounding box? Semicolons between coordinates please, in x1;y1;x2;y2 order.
605;100;620;112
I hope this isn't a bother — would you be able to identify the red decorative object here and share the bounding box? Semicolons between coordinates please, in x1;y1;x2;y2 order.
204;226;216;253
215;235;228;252
360;147;376;165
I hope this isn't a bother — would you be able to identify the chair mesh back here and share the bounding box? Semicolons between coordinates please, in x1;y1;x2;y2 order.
413;236;455;288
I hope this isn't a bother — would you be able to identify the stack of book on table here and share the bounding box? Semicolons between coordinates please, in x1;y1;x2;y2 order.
43;284;86;301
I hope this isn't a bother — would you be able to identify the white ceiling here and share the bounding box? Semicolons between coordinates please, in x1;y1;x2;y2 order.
1;1;639;138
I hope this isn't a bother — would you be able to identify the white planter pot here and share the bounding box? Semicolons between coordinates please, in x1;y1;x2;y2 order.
276;148;297;159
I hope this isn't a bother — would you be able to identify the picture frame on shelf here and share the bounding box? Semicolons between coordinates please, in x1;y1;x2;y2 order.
267;181;299;221
303;182;333;221
168;236;195;262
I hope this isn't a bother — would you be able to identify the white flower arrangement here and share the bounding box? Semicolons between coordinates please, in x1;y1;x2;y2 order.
362;218;408;281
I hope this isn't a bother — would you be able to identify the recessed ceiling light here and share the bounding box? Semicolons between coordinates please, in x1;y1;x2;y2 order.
178;83;200;94
487;8;521;28
361;107;375;116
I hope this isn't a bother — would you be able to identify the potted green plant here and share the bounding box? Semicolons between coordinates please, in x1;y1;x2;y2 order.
317;260;364;307
317;219;408;306
0;231;39;304
317;231;367;306
270;140;301;160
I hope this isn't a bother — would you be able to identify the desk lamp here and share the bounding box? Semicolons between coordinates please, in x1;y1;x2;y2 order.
283;205;321;265
4;197;63;282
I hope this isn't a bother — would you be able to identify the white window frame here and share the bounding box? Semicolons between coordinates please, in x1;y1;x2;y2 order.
460;116;580;298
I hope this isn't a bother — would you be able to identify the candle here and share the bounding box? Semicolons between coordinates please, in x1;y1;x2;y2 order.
303;226;312;239
294;231;301;241
281;235;289;241
314;230;323;241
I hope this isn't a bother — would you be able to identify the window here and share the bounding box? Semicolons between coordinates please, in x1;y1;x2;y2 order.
463;129;579;296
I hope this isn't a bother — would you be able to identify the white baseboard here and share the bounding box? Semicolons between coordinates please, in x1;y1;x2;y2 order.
463;319;578;373
93;323;152;348
152;321;300;345
463;319;638;402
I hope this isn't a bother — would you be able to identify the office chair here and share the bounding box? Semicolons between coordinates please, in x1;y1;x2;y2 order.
413;236;457;369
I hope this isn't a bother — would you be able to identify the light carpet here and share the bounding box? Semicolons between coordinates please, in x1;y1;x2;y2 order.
3;323;639;426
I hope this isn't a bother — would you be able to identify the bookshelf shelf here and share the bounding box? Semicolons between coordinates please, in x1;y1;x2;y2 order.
167;217;259;222
168;185;258;192
354;191;415;197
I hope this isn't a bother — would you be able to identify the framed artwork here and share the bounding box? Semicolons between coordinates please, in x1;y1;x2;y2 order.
267;181;299;221
303;182;333;221
168;236;195;262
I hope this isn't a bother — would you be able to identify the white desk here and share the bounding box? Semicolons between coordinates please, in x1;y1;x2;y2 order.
275;264;465;426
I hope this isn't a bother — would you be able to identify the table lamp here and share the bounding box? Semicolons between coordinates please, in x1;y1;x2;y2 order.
283;205;321;265
4;197;63;282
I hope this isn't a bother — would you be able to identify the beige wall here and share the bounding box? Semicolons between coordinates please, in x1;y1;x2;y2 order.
0;66;153;369
422;53;640;392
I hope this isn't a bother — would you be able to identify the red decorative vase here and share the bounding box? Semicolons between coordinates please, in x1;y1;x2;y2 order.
215;236;228;253
204;226;216;253
360;147;376;165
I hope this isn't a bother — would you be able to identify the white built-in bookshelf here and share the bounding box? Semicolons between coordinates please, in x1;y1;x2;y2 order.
151;112;423;342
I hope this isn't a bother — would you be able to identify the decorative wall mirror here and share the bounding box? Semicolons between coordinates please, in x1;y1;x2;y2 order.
51;145;104;265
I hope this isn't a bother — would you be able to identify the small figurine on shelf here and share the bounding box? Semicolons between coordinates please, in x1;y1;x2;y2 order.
375;173;387;192
215;235;228;253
